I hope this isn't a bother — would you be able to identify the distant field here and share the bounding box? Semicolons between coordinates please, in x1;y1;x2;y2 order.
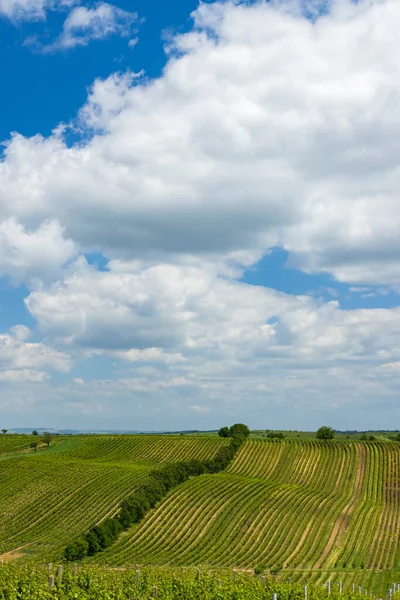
0;434;40;454
0;434;227;559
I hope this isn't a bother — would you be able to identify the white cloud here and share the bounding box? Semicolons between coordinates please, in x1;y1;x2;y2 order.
0;0;75;22
0;325;71;386
0;219;76;286
1;0;57;20
25;259;400;367
46;3;138;51
1;0;400;285
2;0;400;428
0;369;49;382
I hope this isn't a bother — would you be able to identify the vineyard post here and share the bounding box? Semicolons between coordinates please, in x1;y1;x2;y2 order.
273;593;278;600
339;581;343;595
353;584;355;593
57;565;63;582
196;568;201;580
359;586;362;596
397;585;400;593
217;579;221;587
233;570;237;582
152;585;158;598
304;585;308;600
135;568;140;584
48;576;55;589
48;563;52;574
260;575;266;585
73;563;77;576
328;580;331;595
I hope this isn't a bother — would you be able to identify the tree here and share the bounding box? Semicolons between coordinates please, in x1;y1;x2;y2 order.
230;423;250;438
1;429;7;434
30;441;38;452
32;430;38;436
42;431;52;448
316;426;335;440
218;426;230;438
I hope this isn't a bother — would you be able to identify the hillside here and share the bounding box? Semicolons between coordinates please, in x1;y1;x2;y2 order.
2;435;400;594
97;438;400;594
0;434;227;559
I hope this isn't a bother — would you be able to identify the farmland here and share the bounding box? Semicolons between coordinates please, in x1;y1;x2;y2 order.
1;435;400;596
97;439;400;594
0;562;391;600
0;435;227;559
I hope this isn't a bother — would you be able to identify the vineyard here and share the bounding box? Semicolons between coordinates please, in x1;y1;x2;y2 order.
1;436;400;596
0;562;394;600
97;439;400;595
0;435;226;560
0;434;39;455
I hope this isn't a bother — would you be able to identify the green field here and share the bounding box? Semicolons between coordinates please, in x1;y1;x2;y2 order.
0;563;390;600
1;434;400;596
0;434;227;559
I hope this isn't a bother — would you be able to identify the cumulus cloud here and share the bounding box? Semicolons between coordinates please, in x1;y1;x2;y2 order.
0;219;76;286
2;0;400;427
45;3;139;51
25;259;400;368
1;0;400;285
0;325;71;385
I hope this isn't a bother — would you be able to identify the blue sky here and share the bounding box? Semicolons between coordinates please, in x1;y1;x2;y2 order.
1;0;400;431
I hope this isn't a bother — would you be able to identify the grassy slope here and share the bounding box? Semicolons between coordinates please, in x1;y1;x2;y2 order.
98;438;400;595
0;434;227;560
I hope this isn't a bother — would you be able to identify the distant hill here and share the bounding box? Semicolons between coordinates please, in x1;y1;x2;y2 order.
7;427;217;435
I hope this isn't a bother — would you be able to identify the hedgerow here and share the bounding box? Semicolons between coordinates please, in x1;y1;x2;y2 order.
64;437;244;561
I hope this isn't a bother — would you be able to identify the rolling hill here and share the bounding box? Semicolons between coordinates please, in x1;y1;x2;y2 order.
1;434;399;594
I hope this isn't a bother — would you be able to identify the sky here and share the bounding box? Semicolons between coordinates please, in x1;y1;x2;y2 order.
1;0;400;432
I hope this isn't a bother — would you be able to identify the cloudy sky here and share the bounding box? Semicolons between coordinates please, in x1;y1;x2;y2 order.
1;0;400;432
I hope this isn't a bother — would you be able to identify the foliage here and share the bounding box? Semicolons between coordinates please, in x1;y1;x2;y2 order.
32;430;38;436
42;431;53;447
218;426;231;438
316;426;335;440
218;423;250;439
64;438;244;560
0;434;226;560
230;423;250;438
0;563;390;599
265;432;285;439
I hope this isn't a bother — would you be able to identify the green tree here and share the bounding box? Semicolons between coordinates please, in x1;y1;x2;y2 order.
30;441;38;452
230;423;250;438
316;426;335;440
32;430;38;436
218;426;231;438
42;431;52;448
1;429;7;434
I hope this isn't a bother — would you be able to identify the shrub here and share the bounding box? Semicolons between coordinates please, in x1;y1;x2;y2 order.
316;426;335;440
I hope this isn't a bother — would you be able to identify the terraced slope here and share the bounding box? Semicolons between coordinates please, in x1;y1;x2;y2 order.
0;434;226;559
101;439;400;594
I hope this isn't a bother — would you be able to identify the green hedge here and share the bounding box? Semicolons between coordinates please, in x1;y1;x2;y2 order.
64;437;244;561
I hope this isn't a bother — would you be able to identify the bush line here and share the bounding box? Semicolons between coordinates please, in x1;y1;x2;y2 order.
64;435;244;561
